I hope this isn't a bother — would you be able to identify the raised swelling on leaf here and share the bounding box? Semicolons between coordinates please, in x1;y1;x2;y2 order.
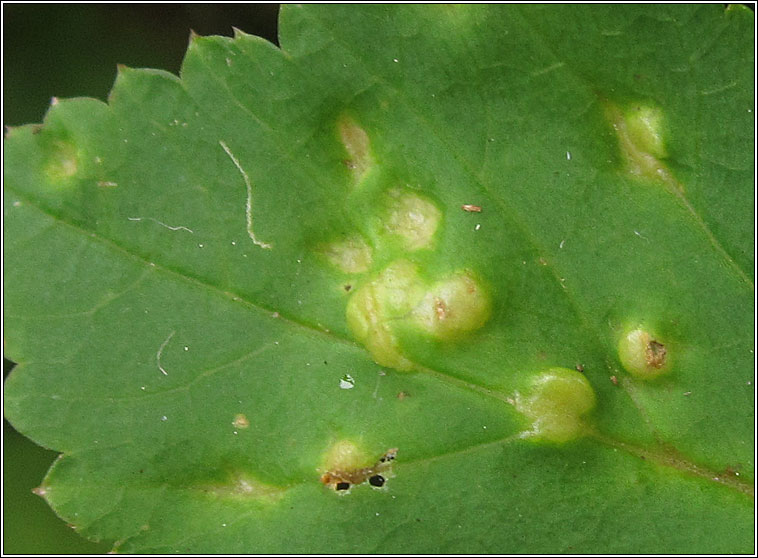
345;260;491;370
338;114;374;184
514;367;597;443
604;100;679;190
618;327;671;380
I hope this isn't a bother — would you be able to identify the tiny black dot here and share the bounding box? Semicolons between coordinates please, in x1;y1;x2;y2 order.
336;482;350;491
369;474;385;487
344;284;352;292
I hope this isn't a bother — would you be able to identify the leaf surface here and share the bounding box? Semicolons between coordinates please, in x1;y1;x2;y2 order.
3;4;754;553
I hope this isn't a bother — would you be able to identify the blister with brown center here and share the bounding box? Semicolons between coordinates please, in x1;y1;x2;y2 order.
320;448;397;493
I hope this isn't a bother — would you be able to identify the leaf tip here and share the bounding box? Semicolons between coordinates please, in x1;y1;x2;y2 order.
231;26;249;39
115;63;132;78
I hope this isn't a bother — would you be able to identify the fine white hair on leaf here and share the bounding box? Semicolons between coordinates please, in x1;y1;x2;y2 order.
219;140;272;250
156;330;176;376
128;216;193;233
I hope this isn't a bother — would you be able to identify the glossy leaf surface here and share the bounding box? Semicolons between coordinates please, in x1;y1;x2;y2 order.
3;5;754;553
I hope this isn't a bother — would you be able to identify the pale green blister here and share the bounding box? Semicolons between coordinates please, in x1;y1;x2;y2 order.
44;140;81;184
319;235;373;274
515;367;597;443
411;272;491;340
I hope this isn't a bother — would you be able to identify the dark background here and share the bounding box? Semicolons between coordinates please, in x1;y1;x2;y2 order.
2;4;279;554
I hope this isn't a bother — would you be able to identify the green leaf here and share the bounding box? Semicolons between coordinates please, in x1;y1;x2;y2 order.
4;4;754;553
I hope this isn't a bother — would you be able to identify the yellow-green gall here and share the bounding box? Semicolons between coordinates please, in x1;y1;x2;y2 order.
320;235;373;274
338;115;373;183
412;272;491;340
384;189;442;251
515;368;596;443
346;260;492;370
618;328;670;380
320;439;372;473
44;140;80;183
604;101;678;189
345;260;422;371
624;105;667;159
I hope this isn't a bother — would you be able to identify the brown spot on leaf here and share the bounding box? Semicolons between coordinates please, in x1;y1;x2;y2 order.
645;340;667;368
321;448;397;491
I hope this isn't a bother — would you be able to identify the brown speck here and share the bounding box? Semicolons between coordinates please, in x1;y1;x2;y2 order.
538;257;548;266
434;297;448;320
322;448;397;491
724;466;741;477
342;159;357;169
380;448;398;463
610;375;619;386
645;340;666;368
232;413;250;429
397;391;409;400
461;204;482;213
575;363;584;373
344;284;352;292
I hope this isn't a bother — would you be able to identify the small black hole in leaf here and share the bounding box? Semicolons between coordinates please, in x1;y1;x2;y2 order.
336;482;350;491
369;474;385;487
